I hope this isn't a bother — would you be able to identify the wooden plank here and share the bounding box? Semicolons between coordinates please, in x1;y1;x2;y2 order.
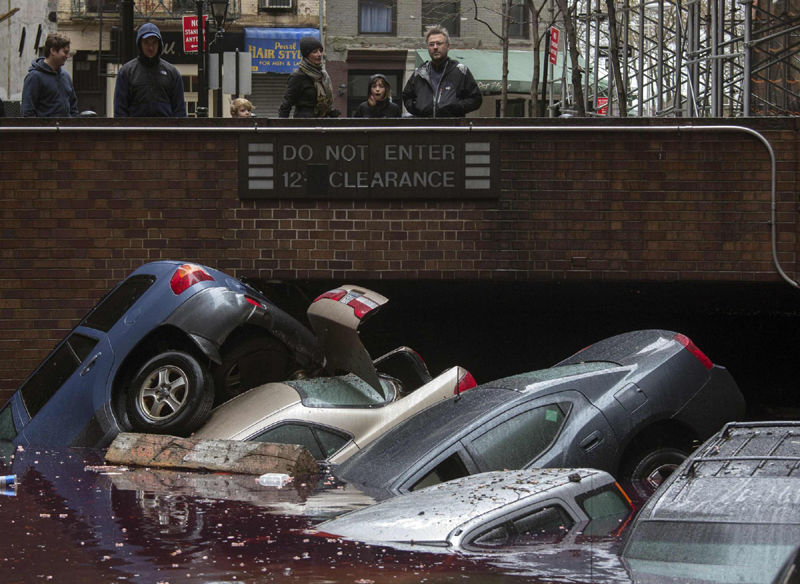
104;433;319;476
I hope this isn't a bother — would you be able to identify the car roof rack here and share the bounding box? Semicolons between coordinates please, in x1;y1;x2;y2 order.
681;421;800;479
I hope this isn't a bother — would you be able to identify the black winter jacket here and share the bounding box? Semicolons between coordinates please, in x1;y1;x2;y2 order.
113;23;186;118
401;58;482;118
278;70;340;118
353;99;401;118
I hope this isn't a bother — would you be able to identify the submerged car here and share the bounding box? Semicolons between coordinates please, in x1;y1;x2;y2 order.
0;261;323;447
310;468;633;553
193;285;476;464
620;421;800;584
334;330;745;500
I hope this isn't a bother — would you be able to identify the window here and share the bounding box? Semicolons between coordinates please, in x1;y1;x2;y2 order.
252;423;350;460
259;0;294;9
360;0;395;34
470;404;566;470
576;485;632;519
421;0;460;37
411;452;469;491
509;0;529;39
468;505;575;548
496;99;528;118
84;275;155;332
19;333;99;418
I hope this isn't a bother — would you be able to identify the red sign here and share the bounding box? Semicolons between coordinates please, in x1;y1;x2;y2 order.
182;15;208;53
597;97;608;115
549;28;560;65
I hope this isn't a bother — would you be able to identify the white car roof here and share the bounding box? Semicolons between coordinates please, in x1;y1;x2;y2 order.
316;468;613;545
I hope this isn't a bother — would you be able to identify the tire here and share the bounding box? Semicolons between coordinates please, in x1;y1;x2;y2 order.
126;351;215;436
622;447;688;498
212;334;295;404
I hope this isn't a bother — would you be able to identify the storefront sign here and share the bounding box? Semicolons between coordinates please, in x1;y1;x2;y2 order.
238;134;500;200
245;28;319;74
182;15;208;53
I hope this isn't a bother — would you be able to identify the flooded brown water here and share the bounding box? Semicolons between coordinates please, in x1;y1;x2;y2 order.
0;446;634;584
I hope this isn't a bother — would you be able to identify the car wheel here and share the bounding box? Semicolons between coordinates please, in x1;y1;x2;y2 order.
623;447;688;497
212;334;294;404
126;351;215;436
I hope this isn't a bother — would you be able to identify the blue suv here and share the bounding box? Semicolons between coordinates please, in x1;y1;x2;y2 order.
0;261;323;448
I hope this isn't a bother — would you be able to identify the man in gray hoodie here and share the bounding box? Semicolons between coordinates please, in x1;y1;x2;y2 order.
21;33;79;118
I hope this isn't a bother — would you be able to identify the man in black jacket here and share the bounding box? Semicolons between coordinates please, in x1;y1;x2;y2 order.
114;23;186;118
402;26;482;118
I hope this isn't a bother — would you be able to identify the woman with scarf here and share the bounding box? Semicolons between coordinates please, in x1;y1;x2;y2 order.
278;37;340;118
353;74;402;119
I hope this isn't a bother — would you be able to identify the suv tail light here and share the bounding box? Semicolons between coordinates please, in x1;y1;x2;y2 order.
673;333;713;370
455;370;477;395
170;264;214;295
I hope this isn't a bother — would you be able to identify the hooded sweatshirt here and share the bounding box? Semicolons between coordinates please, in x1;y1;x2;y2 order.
21;57;79;118
353;74;402;119
114;23;186;118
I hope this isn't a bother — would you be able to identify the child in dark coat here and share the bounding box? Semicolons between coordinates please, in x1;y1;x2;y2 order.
353;74;402;118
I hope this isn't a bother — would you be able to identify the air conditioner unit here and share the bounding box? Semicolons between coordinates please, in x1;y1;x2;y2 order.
260;0;293;8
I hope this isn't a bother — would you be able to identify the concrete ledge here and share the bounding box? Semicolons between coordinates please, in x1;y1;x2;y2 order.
104;433;319;476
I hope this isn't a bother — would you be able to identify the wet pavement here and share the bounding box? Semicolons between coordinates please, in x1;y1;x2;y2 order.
0;445;635;583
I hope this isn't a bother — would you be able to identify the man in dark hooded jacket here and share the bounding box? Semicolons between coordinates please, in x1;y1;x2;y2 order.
21;33;79;118
114;23;186;117
402;25;482;118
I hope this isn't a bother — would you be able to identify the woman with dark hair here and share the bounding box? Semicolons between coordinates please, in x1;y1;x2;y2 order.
353;74;401;119
278;36;340;118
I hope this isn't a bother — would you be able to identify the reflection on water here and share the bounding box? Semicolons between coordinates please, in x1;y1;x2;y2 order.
0;445;632;583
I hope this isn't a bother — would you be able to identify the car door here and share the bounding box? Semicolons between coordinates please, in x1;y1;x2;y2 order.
19;328;115;447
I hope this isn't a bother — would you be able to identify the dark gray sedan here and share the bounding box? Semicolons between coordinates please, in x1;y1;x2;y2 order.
333;330;745;500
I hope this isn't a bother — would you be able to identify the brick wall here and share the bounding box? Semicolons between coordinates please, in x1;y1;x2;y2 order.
0;117;797;401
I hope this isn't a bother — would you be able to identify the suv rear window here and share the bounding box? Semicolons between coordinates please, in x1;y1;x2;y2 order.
83;275;155;332
19;333;99;417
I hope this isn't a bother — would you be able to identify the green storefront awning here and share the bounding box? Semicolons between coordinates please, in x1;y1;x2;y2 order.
414;49;593;95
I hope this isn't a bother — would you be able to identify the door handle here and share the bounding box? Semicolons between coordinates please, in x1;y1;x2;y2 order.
80;353;101;376
580;430;602;451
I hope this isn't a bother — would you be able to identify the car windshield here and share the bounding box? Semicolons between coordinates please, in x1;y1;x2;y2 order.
624;521;800;584
489;362;617;390
287;373;394;407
